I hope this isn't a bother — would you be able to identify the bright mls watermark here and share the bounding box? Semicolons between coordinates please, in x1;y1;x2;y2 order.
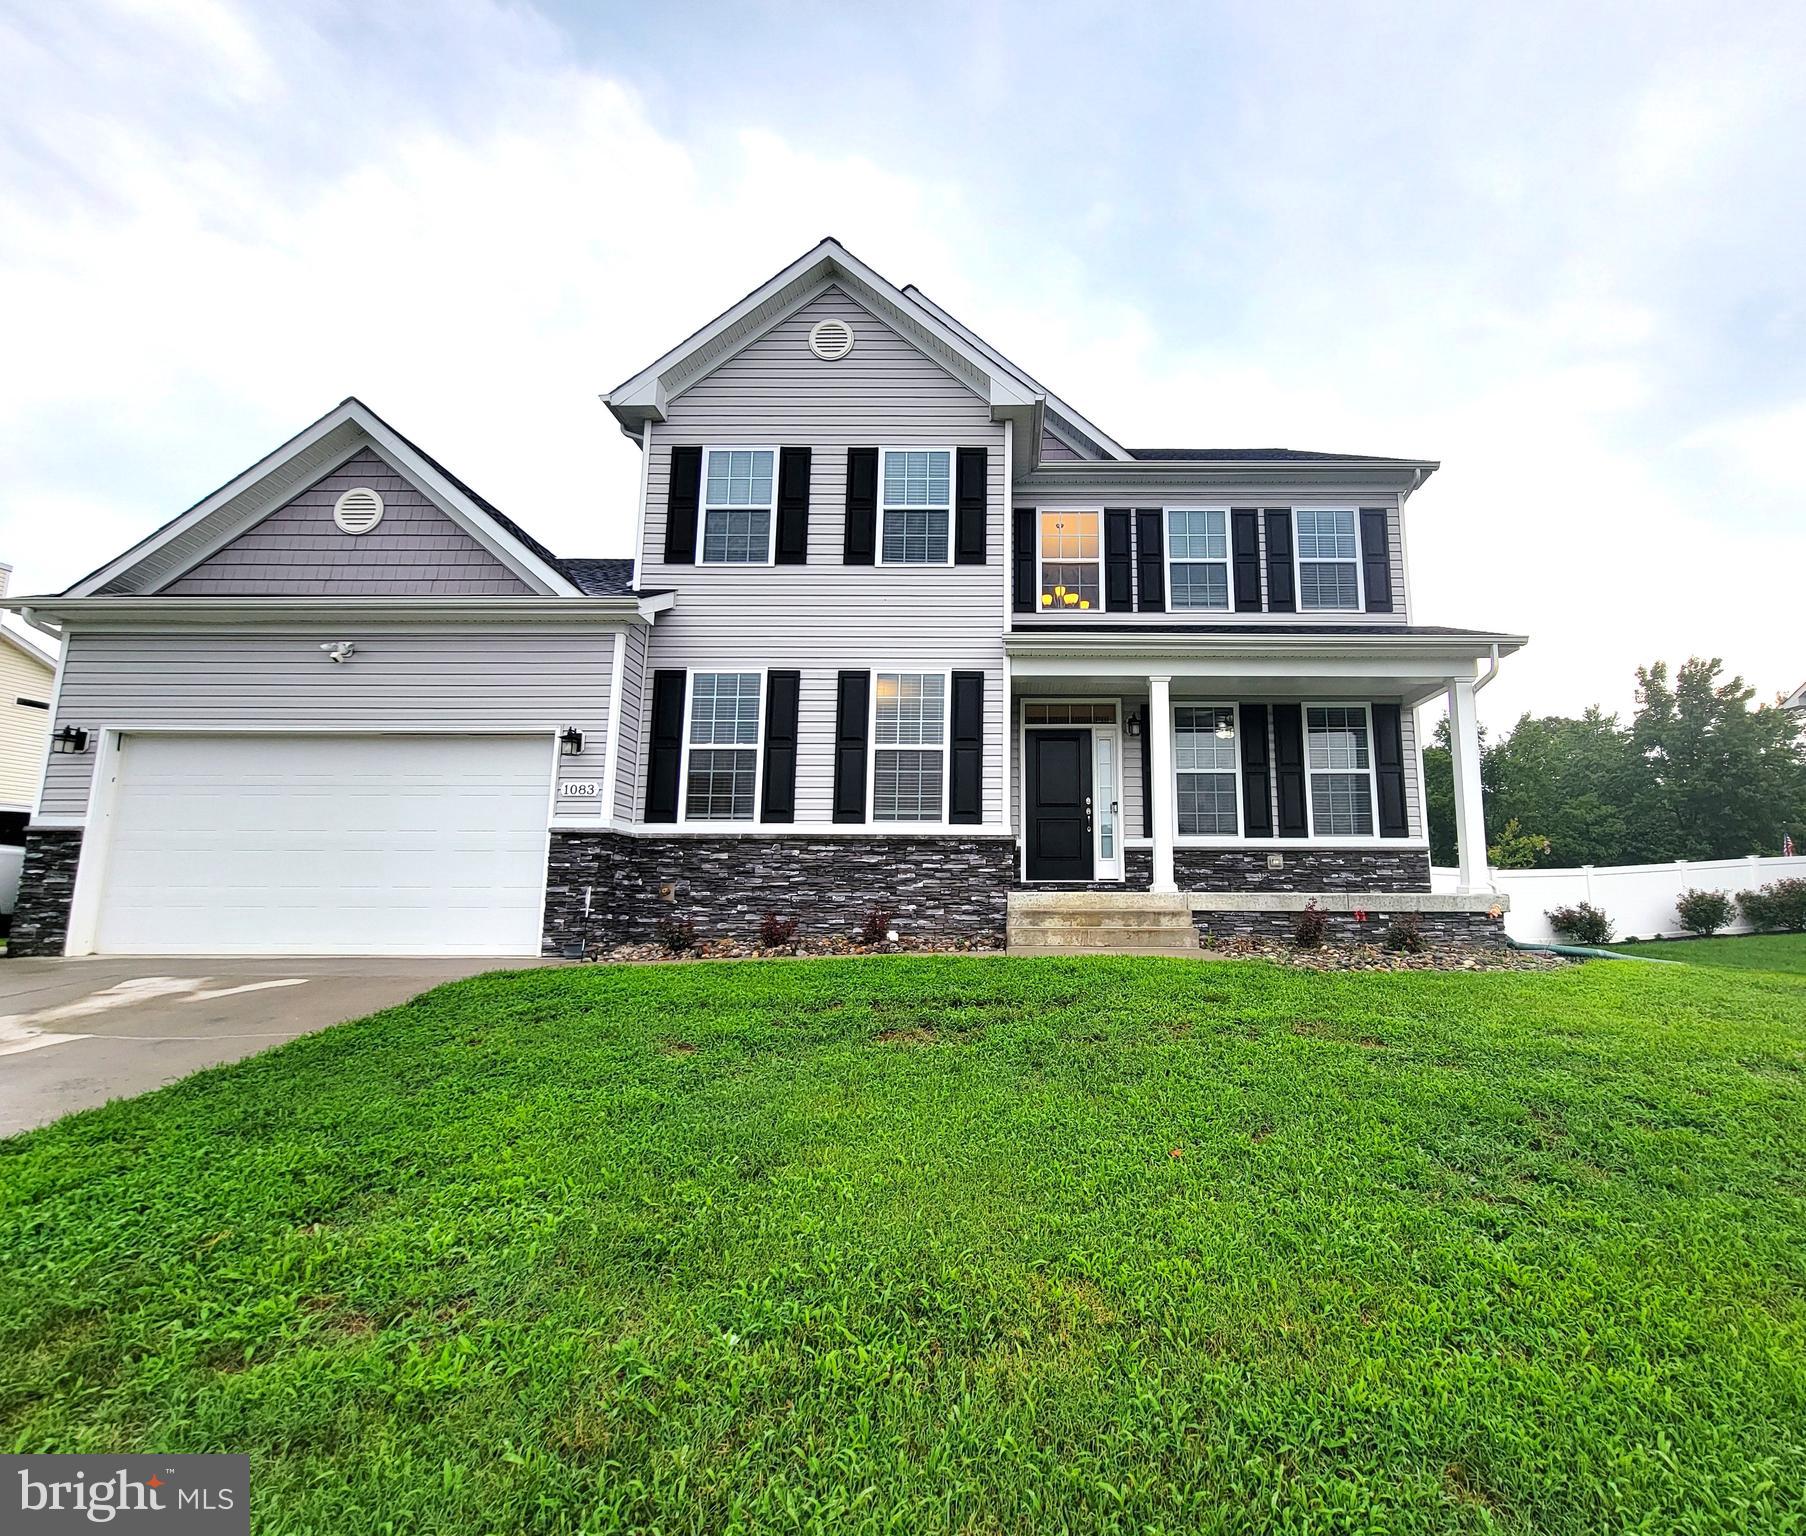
4;1456;247;1533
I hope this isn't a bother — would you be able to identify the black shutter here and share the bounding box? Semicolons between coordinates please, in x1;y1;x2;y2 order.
949;671;984;824
832;670;870;822
1372;702;1409;837
1134;508;1164;611
1012;506;1037;613
1104;510;1134;610
1272;702;1307;837
843;448;877;564
1139;705;1153;839
760;670;801;822
1239;703;1273;838
1264;509;1294;613
775;449;811;565
663;446;701;565
1360;508;1393;613
646;669;686;823
1231;509;1262;612
955;447;987;564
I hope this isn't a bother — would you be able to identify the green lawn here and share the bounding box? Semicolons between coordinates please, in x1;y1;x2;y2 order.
3;958;1804;1534
1610;931;1806;973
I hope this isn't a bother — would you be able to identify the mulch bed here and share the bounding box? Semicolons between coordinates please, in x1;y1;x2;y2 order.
1203;936;1575;972
594;935;1571;970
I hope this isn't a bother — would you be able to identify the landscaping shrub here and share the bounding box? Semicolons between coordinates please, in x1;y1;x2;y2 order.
1547;902;1614;945
758;911;799;948
858;906;898;946
1383;912;1426;953
1675;888;1733;938
1292;901;1328;948
1739;878;1806;933
654;916;698;954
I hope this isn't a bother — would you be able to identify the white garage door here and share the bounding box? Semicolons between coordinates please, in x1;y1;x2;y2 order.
93;733;551;956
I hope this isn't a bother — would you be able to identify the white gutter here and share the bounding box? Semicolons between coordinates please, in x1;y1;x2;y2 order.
2;594;674;629
1473;642;1502;693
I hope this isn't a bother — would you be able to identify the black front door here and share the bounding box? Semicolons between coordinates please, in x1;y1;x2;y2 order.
1027;729;1094;881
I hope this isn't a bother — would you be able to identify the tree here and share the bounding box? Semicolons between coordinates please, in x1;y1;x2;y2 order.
1420;659;1806;869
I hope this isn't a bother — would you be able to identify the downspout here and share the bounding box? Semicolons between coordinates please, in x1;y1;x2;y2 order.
1473;643;1501;693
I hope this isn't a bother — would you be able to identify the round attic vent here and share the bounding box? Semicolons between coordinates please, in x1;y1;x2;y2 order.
332;487;384;535
808;317;855;361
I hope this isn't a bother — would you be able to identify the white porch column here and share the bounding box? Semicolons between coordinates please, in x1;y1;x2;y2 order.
1446;677;1493;894
1147;673;1176;893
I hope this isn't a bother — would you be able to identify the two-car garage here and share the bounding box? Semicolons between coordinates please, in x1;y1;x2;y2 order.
82;733;553;956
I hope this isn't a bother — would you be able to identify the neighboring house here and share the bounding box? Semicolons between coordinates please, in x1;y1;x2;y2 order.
0;564;60;920
2;239;1522;958
1785;680;1805;716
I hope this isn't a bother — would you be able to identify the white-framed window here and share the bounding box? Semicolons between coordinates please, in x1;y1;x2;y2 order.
1306;704;1377;836
872;671;948;822
700;448;777;564
1294;508;1361;610
879;448;952;565
1166;508;1230;610
1038;510;1101;611
1173;705;1241;837
682;670;764;821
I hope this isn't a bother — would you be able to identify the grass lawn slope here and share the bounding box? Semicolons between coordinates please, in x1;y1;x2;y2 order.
3;957;1804;1534
1611;931;1806;974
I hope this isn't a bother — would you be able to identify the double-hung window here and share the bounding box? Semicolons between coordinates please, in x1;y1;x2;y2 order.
684;671;763;820
879;449;951;564
1167;508;1230;609
1306;705;1375;835
1174;705;1239;836
873;671;946;821
1038;510;1100;610
1295;509;1360;609
701;449;776;564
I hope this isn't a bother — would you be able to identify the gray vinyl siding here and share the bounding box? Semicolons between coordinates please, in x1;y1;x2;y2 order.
638;286;1008;826
41;627;618;821
164;449;535;597
1015;491;1409;625
1038;431;1082;462
612;624;649;821
1008;691;1422;849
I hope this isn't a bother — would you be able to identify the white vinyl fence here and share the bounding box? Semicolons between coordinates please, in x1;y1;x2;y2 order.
0;843;22;918
1432;854;1806;944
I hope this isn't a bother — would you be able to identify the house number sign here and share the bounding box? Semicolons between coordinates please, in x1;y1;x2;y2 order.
563;781;603;797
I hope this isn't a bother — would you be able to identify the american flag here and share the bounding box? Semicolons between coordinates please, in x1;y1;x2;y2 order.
1787;833;1797;857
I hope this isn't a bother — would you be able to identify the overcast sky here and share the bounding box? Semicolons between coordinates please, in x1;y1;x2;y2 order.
2;0;1802;729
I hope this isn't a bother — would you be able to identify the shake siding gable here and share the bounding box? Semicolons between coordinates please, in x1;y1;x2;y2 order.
163;449;536;597
637;287;1007;827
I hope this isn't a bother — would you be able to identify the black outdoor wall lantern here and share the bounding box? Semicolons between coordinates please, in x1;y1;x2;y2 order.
51;725;91;754
559;726;585;756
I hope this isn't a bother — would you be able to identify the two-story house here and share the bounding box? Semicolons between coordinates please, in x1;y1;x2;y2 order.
3;239;1521;959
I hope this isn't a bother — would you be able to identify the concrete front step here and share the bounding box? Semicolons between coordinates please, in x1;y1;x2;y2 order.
1010;909;1195;931
1008;935;1201;955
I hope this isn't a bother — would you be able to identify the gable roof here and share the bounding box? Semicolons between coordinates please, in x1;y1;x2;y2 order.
604;238;1044;450
58;399;632;601
0;619;57;671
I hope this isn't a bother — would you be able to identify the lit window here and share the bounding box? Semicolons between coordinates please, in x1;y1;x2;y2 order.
1296;509;1359;609
701;449;775;563
873;672;946;821
1038;511;1100;610
880;449;951;563
1174;706;1239;836
685;672;762;819
1167;509;1229;609
1307;706;1375;835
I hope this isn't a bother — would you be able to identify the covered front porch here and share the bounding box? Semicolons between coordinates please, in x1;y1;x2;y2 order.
1005;626;1524;904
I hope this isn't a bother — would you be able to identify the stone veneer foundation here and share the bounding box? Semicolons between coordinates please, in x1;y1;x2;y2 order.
1193;908;1508;948
1173;846;1431;892
6;829;84;957
544;831;1017;957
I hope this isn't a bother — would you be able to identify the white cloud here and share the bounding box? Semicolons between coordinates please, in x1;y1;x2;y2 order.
0;0;1800;738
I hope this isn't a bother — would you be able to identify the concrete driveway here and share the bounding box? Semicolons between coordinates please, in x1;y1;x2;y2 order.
0;955;555;1138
